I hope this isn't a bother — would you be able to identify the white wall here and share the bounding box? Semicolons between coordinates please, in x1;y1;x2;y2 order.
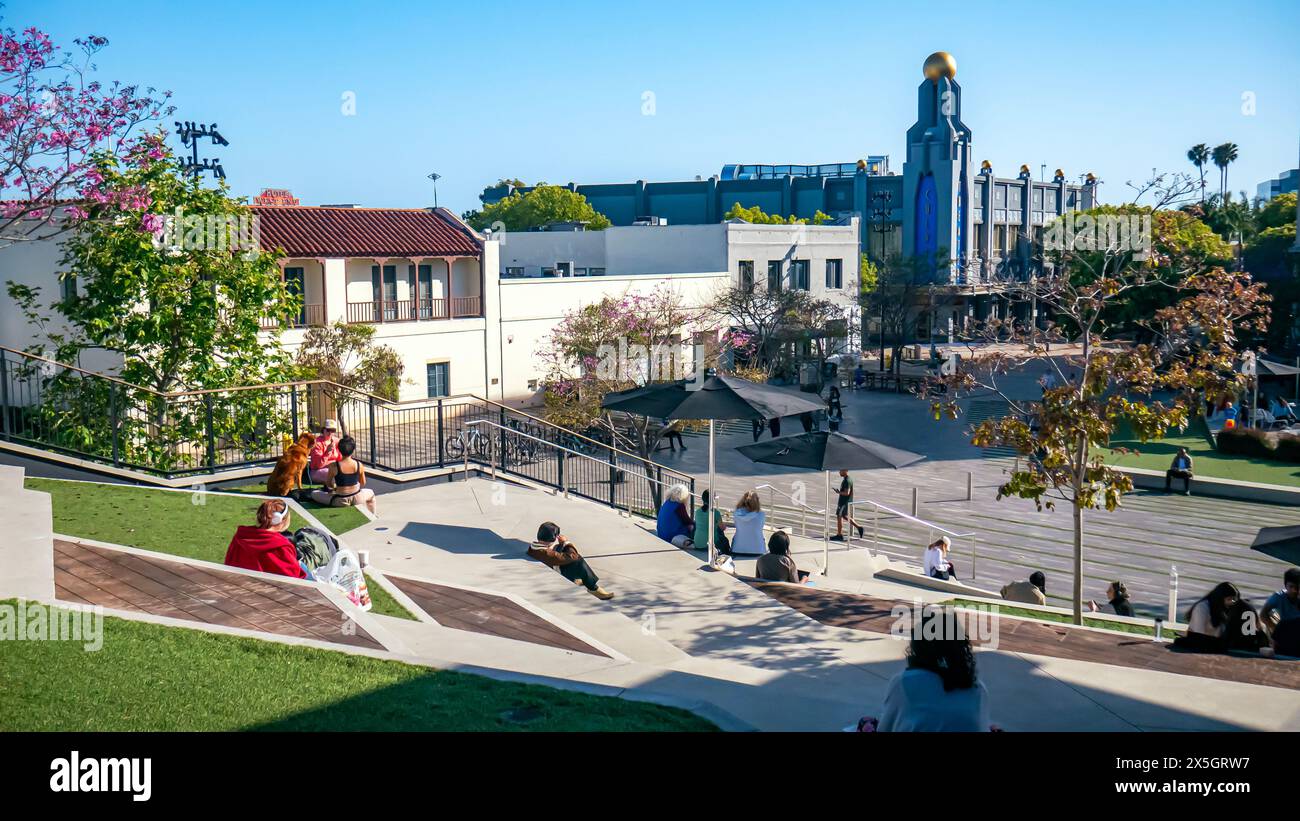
494;271;729;405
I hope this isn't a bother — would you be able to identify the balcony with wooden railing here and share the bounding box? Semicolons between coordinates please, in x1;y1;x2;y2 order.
259;303;326;330
345;296;482;325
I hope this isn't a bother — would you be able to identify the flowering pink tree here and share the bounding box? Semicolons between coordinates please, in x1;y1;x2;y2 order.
540;287;754;506
0;23;172;246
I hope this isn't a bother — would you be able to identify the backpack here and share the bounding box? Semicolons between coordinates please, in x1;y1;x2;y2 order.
293;526;339;571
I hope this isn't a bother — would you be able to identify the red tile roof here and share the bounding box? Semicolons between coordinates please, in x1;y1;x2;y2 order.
252;206;480;259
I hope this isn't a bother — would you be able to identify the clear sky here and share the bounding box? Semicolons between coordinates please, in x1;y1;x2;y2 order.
13;0;1300;214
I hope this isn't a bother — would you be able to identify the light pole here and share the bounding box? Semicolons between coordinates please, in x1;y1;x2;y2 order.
427;172;442;209
870;189;894;372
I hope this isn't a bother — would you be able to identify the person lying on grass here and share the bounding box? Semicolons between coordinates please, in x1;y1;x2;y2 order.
224;499;314;580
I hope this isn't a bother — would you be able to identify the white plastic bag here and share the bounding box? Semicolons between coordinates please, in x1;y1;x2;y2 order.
313;547;372;611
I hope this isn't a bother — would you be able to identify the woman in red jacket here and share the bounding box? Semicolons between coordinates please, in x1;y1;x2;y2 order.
224;499;312;580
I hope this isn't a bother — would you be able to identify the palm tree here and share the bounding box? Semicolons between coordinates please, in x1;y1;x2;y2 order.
1187;143;1210;202
1211;142;1239;198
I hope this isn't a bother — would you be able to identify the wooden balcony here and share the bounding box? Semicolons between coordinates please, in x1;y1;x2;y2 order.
259;303;326;330
345;296;482;324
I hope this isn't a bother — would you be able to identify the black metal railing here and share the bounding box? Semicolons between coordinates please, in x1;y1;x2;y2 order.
0;346;693;517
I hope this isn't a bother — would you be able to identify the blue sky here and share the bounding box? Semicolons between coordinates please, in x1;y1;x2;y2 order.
13;0;1300;214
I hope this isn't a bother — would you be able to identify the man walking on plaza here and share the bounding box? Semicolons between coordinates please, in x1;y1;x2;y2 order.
830;469;864;542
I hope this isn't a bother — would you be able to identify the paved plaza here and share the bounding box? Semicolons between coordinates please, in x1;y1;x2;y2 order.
659;360;1300;615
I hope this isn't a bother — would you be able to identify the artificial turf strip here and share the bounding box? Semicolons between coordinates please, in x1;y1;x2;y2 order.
24;477;364;564
940;598;1183;638
0;599;716;732
217;482;369;534
1104;417;1300;489
365;573;420;621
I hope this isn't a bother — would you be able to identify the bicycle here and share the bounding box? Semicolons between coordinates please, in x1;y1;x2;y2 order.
444;427;492;461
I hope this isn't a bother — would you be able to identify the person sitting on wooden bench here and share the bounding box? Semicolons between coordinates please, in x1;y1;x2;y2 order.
527;521;614;601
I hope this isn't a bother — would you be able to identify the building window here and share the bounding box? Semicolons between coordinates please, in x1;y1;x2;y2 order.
825;259;843;289
426;362;450;398
556;262;572;277
791;260;810;291
588;267;606;276
284;267;305;324
59;275;77;302
372;265;398;319
575;268;588;277
738;260;754;291
504;267;524;278
767;260;783;291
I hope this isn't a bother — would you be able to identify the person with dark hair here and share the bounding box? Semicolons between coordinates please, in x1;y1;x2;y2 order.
526;521;613;600
831;469;865;542
1174;582;1241;653
694;489;730;555
310;435;377;513
755;530;809;584
1090;581;1134;617
1165;447;1194;495
1261;568;1300;633
751;419;764;443
1001;571;1047;606
876;611;991;732
224;499;312;580
827;385;843;418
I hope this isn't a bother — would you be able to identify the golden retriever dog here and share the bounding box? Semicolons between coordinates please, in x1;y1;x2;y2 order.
267;433;314;497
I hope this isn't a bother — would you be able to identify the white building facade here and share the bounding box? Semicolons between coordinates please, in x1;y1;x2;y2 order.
0;209;859;407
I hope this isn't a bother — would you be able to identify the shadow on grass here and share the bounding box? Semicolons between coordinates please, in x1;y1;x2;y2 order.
245;671;715;732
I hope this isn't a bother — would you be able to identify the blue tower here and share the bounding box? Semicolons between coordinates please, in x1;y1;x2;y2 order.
902;51;973;283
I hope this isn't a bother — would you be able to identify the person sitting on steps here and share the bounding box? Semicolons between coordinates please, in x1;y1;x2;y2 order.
756;530;810;584
1000;571;1046;606
1165;447;1193;495
527;521;614;600
923;536;957;581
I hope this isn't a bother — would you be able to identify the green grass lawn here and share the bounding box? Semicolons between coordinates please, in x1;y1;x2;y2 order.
26;477;419;621
25;477;366;564
217;481;369;534
1103;418;1300;489
365;572;418;621
941;598;1181;638
0;599;714;732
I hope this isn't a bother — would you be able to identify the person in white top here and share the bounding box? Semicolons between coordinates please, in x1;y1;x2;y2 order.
876;621;992;732
730;491;767;555
923;536;956;580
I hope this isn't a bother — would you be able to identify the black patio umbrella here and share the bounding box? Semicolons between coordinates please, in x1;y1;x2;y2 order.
602;374;826;561
1241;355;1300;425
738;431;925;573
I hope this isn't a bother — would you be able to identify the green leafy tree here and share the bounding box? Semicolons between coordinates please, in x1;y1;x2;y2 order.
1211;143;1239;199
296;322;406;414
722;202;833;225
467;184;611;232
1186;144;1210;203
928;208;1270;624
5;135;300;469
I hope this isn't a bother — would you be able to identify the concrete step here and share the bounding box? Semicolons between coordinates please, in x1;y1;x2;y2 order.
0;465;55;600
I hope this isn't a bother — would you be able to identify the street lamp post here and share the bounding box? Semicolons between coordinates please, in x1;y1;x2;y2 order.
870;189;894;372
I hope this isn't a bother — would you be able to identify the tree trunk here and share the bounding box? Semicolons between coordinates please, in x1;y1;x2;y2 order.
1071;499;1084;626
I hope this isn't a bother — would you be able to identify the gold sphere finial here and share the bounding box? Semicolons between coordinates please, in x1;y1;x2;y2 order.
923;51;957;81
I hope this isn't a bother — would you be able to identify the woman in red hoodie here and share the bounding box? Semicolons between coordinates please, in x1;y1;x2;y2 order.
224;499;312;580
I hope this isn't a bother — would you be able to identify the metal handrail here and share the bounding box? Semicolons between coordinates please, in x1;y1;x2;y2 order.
464;419;694;512
0;344;681;475
754;483;827;515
